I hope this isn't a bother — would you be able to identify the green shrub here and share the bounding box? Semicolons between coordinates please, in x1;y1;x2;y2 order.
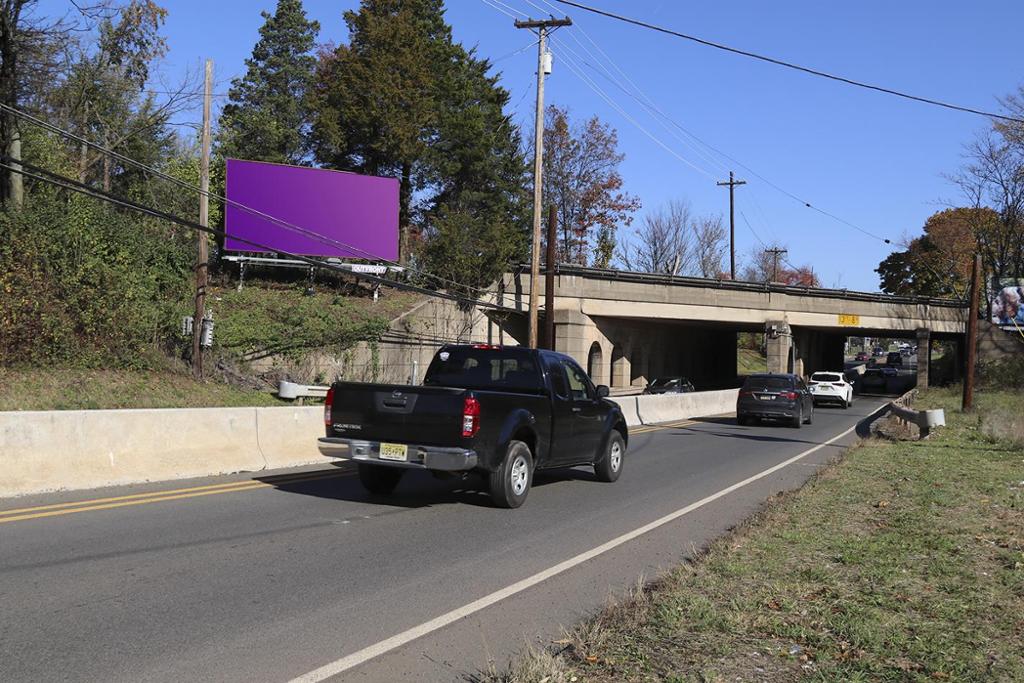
0;195;193;367
212;286;391;361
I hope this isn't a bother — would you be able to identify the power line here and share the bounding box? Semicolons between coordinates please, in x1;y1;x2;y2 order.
479;0;522;20
0;103;498;300
551;0;1024;125
0;156;518;314
537;0;732;175
549;43;719;180
548;34;727;176
545;33;893;245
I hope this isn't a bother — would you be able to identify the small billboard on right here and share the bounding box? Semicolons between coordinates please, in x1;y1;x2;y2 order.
991;278;1024;329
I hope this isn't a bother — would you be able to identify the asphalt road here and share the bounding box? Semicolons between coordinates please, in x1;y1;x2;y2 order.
0;397;887;682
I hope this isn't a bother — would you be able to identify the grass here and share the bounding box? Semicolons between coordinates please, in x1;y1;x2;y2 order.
489;386;1024;682
738;348;768;375
0;367;286;411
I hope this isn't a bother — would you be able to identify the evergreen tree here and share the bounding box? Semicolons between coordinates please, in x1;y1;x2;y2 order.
217;0;319;165
312;0;528;283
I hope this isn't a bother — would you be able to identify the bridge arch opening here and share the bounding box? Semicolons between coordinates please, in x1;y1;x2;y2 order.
587;342;604;384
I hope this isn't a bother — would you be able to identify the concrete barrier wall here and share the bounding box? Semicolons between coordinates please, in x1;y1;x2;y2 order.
609;396;642;427
255;407;325;470
0;406;325;498
634;389;738;426
1;389;739;498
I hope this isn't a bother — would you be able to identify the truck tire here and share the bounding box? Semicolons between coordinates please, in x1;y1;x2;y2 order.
358;463;404;495
594;431;625;483
489;440;533;509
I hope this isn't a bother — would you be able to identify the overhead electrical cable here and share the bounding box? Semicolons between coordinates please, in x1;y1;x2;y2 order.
548;45;719;180
0;156;517;313
0;103;499;300
551;0;1024;125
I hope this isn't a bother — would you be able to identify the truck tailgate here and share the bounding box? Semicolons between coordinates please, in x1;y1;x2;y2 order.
328;382;466;446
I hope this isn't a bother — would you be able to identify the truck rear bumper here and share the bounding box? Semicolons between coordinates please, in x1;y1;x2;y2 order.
317;437;478;471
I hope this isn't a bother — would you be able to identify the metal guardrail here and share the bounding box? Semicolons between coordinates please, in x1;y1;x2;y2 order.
540;264;968;309
278;381;329;401
888;394;945;439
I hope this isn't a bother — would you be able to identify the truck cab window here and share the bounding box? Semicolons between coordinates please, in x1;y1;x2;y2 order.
561;361;593;401
548;364;569;398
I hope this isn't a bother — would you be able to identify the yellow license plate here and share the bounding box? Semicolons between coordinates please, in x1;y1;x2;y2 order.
379;443;408;461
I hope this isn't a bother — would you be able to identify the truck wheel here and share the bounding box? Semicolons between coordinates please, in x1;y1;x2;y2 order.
489;440;533;509
594;431;625;483
358;463;404;495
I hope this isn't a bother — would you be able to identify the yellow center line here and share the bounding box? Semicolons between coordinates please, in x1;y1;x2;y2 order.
0;470;354;524
0;467;352;517
631;419;698;434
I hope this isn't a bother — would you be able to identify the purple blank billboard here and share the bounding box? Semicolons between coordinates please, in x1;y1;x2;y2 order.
224;159;399;260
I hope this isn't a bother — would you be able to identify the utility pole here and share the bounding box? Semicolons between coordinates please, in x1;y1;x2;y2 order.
765;247;787;283
717;171;746;279
193;58;213;380
962;253;982;411
544;204;557;349
516;15;571;349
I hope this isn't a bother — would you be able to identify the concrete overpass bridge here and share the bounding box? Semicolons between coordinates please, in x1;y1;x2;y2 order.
494;266;967;391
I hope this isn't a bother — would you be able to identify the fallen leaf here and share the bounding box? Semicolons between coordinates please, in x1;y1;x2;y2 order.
875;500;890;508
586;655;598;663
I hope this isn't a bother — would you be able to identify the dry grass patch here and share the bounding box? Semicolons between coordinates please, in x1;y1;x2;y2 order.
489;386;1024;682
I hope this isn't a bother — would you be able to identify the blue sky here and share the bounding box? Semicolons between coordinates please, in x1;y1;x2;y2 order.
43;0;1024;291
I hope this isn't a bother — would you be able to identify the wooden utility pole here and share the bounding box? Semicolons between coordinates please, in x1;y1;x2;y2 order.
544;204;557;349
717;171;746;279
766;247;787;283
192;59;213;379
516;15;571;349
962;253;982;410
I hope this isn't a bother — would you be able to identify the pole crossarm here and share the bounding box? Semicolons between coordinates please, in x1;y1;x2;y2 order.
514;18;572;29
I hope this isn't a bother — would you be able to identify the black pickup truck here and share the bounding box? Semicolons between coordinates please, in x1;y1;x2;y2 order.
318;344;628;508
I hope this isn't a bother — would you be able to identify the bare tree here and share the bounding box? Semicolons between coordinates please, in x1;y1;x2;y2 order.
691;214;726;278
950;129;1024;298
541;105;640;265
618;199;692;274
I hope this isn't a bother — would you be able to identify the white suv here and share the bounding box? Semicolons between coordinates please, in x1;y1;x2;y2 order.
808;371;853;408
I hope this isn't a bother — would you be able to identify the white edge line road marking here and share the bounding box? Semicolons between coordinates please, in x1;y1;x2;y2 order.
289;423;859;682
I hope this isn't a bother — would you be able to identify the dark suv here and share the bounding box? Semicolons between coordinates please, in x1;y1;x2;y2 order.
736;373;814;428
886;351;903;367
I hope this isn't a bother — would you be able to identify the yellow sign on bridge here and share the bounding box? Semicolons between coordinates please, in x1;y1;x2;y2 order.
838;314;860;326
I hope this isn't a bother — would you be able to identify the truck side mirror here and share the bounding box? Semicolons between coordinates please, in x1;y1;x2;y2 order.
595;385;610;398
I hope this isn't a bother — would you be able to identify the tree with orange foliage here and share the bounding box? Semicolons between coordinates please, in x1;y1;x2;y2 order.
876;207;993;298
541;105;640;266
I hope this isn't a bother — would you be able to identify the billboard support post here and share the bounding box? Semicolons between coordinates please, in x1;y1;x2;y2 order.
963;253;981;411
193;58;212;380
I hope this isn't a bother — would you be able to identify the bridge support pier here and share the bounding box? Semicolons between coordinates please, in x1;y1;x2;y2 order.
916;328;930;388
766;321;792;374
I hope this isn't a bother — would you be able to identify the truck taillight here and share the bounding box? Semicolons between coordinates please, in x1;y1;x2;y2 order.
462;395;480;438
324;387;334;427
